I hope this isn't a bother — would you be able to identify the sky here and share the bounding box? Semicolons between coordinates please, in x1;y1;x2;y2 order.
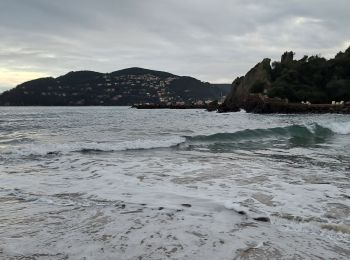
0;0;350;92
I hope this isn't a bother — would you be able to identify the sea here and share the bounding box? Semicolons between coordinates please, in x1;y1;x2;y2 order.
0;107;349;260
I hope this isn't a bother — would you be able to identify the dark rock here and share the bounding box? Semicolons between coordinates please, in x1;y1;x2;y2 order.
220;58;272;112
242;94;350;114
133;103;208;109
220;46;350;114
46;151;60;155
206;100;219;112
253;216;270;222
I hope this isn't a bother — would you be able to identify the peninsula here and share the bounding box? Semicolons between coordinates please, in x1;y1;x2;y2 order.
220;46;350;113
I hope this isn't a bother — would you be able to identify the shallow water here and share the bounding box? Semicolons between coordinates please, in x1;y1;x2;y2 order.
0;107;349;259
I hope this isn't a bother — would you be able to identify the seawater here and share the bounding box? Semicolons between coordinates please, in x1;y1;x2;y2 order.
0;107;349;259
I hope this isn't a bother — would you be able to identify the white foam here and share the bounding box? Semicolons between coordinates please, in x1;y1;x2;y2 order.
224;201;247;213
36;198;55;205
1;108;350;259
320;121;350;135
3;136;186;157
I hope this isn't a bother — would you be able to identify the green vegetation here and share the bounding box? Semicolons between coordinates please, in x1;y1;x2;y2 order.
0;68;229;106
250;81;267;94
263;47;350;103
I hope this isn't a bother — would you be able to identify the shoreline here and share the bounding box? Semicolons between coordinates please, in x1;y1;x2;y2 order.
219;94;350;114
132;103;217;110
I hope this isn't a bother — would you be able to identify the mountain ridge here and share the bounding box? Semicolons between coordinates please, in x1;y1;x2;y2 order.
0;67;229;106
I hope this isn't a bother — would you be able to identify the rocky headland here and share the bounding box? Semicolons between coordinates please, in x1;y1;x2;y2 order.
220;46;350;113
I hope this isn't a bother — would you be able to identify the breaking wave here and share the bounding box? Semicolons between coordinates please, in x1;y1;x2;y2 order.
318;121;350;135
72;137;186;153
2;137;186;158
2;121;350;158
186;122;350;143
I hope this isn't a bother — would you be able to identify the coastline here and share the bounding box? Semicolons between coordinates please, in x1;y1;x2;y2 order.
132;103;218;111
219;94;350;114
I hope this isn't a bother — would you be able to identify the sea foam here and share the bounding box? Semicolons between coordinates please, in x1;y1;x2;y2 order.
320;121;350;135
3;136;186;157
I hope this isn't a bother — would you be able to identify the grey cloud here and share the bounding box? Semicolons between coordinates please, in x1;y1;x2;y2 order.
0;0;349;92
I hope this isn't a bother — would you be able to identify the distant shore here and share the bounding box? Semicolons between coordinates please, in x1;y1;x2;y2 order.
132;102;218;111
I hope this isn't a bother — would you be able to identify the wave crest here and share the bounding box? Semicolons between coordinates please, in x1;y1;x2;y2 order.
319;121;350;135
186;123;342;144
2;121;349;158
2;137;186;158
72;138;186;153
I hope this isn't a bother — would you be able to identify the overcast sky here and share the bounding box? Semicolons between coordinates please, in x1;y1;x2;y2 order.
0;0;349;92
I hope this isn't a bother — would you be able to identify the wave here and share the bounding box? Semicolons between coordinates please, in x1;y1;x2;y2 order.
2;121;349;158
72;138;186;153
186;123;336;144
318;121;350;135
0;137;34;145
1;137;186;158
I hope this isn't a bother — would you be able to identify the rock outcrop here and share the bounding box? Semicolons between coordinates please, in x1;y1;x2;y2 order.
219;46;350;114
219;58;272;112
240;94;350;114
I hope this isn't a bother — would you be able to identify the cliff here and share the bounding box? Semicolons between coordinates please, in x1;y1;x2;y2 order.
220;58;272;112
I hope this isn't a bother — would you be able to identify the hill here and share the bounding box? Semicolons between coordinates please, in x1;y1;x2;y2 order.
210;84;232;94
0;67;228;106
221;46;350;113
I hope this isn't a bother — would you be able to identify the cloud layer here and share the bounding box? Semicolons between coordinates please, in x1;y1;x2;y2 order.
1;0;349;91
